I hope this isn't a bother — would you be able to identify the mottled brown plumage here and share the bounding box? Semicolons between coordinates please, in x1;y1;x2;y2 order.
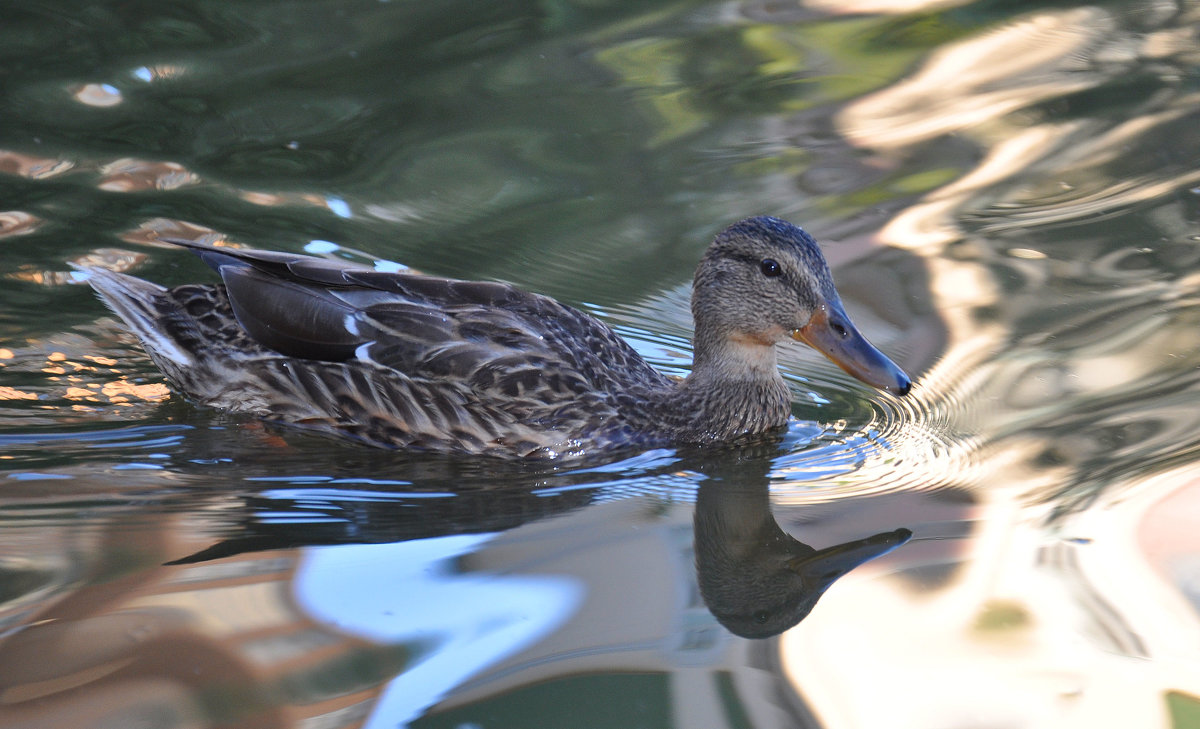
84;216;910;458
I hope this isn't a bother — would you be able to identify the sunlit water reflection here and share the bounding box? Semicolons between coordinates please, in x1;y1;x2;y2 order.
3;0;1200;727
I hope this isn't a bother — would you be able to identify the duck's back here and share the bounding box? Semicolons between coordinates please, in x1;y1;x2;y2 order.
88;241;672;457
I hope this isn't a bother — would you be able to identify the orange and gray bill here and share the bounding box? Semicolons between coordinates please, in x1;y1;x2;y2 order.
792;302;912;396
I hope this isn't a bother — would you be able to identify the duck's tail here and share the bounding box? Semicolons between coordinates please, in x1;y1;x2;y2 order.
81;267;199;377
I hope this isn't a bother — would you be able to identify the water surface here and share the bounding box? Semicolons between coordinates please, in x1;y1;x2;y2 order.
3;1;1200;727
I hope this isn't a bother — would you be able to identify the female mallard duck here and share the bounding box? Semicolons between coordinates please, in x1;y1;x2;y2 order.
86;216;911;458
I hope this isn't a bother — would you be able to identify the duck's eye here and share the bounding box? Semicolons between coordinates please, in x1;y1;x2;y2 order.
760;258;782;277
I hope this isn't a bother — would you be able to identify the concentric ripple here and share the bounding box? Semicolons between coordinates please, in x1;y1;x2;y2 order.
771;366;978;503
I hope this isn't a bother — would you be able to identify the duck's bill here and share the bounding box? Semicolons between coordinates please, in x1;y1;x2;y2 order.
792;304;912;396
787;527;912;586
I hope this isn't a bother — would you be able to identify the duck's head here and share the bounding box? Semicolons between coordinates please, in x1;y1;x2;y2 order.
692;216;911;396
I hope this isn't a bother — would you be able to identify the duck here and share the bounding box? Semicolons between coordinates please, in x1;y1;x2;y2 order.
84;216;911;459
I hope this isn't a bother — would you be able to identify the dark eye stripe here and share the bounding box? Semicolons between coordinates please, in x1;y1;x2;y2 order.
760;258;782;277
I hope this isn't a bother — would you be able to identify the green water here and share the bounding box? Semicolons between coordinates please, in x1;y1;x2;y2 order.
2;1;1200;727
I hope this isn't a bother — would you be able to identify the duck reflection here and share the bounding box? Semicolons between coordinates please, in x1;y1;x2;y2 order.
164;475;597;565
691;450;911;639
0;444;918;728
165;448;912;643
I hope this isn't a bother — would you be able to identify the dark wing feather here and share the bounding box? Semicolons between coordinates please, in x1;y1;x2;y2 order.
164;237;372;284
164;238;671;406
221;266;364;361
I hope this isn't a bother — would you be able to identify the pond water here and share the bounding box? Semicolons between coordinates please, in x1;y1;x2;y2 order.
3;1;1200;727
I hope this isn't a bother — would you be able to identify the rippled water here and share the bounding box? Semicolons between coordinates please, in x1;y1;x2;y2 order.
3;1;1200;727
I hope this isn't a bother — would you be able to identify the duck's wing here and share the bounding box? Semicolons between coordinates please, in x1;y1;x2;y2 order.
167;239;671;403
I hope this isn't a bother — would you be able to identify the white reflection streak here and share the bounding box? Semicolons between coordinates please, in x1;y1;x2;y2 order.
838;8;1108;150
801;0;969;13
882;123;1081;249
293;535;584;727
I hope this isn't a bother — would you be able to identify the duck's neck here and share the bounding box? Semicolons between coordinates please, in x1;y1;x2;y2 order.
692;328;782;380
658;333;793;442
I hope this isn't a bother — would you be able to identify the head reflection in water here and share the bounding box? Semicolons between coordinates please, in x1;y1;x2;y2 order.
694;467;911;639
